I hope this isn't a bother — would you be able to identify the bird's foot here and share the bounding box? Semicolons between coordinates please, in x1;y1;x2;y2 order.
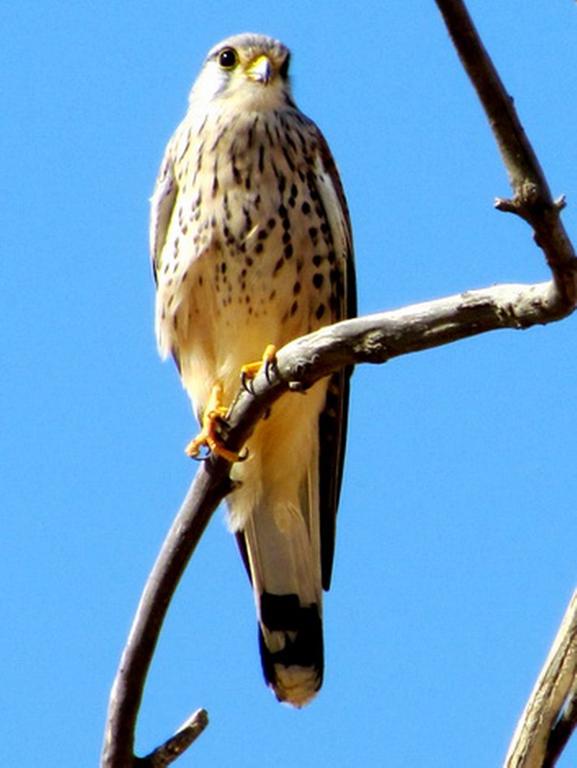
185;384;244;463
240;344;278;391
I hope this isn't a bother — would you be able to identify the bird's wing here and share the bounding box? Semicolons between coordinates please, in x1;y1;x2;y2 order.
149;142;178;284
314;128;357;591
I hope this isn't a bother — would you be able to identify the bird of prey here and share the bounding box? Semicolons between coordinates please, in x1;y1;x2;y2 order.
150;33;356;707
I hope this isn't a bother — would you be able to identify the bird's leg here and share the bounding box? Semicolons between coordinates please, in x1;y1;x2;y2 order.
185;383;243;463
240;344;278;391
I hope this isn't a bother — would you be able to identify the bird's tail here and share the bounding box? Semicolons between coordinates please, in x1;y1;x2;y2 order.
236;495;324;707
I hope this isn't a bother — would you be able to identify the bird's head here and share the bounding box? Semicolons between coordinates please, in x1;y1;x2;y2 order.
189;33;294;112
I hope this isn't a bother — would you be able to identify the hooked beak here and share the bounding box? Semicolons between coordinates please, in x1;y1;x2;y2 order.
246;54;273;85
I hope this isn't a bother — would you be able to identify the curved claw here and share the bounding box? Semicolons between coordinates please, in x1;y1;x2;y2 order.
263;352;279;383
240;369;256;394
240;344;278;389
190;450;210;462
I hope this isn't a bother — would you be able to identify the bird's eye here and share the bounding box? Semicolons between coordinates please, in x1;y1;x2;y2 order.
218;47;238;70
279;53;290;80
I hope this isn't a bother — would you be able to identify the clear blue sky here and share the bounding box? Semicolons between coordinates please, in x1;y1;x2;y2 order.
3;2;577;766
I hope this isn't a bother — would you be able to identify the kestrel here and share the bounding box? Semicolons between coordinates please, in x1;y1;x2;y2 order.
150;33;356;707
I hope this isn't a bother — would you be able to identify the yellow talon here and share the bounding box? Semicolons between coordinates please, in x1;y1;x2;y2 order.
240;344;278;386
185;383;242;463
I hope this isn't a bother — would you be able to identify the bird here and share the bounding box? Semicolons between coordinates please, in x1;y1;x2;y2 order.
150;33;356;707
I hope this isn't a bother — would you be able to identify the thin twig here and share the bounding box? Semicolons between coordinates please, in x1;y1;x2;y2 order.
137;709;209;767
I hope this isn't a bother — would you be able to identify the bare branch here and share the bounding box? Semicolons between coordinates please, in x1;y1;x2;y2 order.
263;281;571;387
101;461;232;768
138;710;209;767
435;0;577;305
545;675;577;768
504;591;577;768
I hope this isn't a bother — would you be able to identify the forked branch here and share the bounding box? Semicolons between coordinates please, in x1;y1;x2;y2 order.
101;1;577;766
435;0;577;304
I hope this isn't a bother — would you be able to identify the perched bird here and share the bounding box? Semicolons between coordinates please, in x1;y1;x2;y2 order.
150;33;356;706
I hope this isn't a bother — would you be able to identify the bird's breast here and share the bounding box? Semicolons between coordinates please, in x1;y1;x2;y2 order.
156;109;337;408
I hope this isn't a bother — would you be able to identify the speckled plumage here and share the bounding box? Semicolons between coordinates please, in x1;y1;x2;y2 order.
150;33;356;706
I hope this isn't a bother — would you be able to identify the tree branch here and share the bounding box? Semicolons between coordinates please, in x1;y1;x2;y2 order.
545;674;577;768
504;591;577;768
101;2;577;766
435;0;577;304
137;709;209;767
101;457;226;768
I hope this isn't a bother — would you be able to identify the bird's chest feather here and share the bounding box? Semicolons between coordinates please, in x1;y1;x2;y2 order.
156;113;336;396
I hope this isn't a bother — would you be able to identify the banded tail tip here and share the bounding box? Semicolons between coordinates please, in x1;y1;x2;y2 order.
258;592;324;707
269;661;322;707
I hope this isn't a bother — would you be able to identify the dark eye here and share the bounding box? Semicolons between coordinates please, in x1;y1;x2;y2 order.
279;53;290;80
218;47;238;70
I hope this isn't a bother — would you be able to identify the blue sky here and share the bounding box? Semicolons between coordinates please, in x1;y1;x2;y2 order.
3;2;577;766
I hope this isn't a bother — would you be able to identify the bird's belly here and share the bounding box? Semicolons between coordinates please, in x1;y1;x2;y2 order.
164;221;329;416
